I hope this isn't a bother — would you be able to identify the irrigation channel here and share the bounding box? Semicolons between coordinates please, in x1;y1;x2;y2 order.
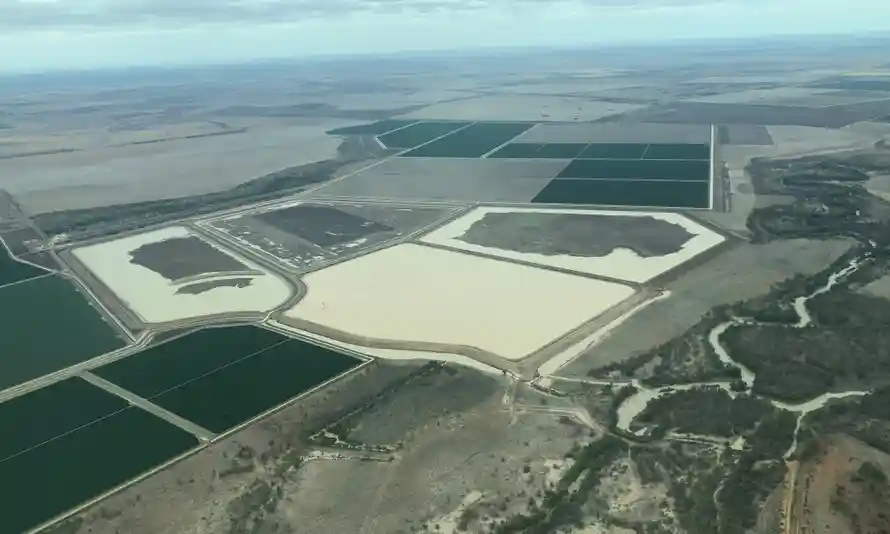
555;248;874;459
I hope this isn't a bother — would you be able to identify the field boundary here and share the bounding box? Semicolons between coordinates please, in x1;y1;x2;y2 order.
25;331;374;534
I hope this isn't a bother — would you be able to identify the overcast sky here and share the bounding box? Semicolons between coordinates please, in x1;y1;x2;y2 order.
2;0;889;73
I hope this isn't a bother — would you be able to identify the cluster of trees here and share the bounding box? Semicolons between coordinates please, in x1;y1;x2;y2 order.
668;408;795;534
491;435;626;534
635;386;775;438
723;289;890;403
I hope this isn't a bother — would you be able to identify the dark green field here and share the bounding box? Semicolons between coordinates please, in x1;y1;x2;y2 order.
488;142;587;159
95;326;361;433
325;119;417;135
485;142;544;158
400;122;533;158
0;275;126;391
94;326;285;398
376;121;470;149
642;143;710;160
536;143;589;159
532;179;710;208
557;159;710;181
578;143;649;159
0;378;127;463
1;393;196;534
0;239;47;286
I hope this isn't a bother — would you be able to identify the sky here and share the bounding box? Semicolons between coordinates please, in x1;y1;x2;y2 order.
2;0;890;73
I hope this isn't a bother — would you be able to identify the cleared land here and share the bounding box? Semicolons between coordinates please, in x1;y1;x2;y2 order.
720;125;774;146
419;207;726;283
326;120;417;136
283;242;635;360
71;226;291;324
681;87;884;107
400;122;533;158
0;274;125;392
395;94;644;121
209;202;452;271
618;100;890;128
94;326;361;433
3;122;345;213
0;378;197;534
532;179;711;209
305;157;566;203
376;121;469;149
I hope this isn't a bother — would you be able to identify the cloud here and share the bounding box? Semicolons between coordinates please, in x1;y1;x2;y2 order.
0;0;736;29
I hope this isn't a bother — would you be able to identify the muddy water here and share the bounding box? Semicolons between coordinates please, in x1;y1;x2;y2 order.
609;254;873;448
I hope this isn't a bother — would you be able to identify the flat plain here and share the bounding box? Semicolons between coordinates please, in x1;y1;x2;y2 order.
9;40;890;534
305;157;567;202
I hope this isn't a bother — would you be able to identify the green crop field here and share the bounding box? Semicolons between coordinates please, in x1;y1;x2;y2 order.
0;275;126;391
95;326;361;433
400;122;533;158
533;179;710;208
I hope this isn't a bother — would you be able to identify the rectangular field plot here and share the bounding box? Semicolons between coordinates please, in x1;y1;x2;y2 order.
487;143;546;158
578;143;648;159
94;326;285;398
513;122;710;144
400;122;533;158
377;121;470;149
1;397;197;534
488;143;588;159
95;326;361;433
0;275;126;392
641;143;710;160
305;157;567;203
0;378;127;463
326;120;417;136
532;179;710;208
557;159;710;181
